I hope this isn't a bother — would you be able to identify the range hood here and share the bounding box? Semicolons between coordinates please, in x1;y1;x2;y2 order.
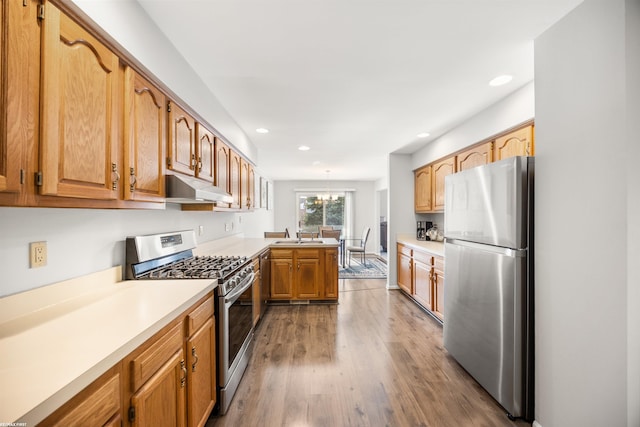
165;174;233;204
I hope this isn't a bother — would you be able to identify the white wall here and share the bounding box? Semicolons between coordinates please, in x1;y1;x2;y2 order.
0;206;275;297
272;180;378;249
534;0;633;425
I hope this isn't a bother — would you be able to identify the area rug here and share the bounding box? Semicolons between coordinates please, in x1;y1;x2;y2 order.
339;255;387;279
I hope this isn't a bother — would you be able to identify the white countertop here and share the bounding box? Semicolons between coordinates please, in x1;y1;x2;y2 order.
396;233;445;256
0;266;217;425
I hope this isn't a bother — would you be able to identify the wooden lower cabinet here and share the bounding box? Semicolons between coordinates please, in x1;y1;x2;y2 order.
39;366;121;427
41;293;217;427
397;244;444;322
397;244;413;294
269;247;338;301
432;256;445;321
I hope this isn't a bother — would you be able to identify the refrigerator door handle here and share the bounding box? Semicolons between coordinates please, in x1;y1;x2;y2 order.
445;238;526;257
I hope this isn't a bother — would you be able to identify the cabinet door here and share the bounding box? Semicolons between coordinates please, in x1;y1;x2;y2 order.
456;142;493;172
215;138;230;196
413;259;432;310
123;67;166;202
186;318;216;427
195;123;215;184
324;249;339;299
494;125;534;160
130;349;187;427
168;101;196;176
414;165;432;213
1;0;37;197
295;257;322;299
270;258;293;299
240;158;252;210
433;256;445;321
229;150;241;209
40;2;119;200
397;245;413;294
432;156;455;211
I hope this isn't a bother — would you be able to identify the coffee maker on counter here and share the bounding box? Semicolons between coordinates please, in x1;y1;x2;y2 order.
417;221;433;241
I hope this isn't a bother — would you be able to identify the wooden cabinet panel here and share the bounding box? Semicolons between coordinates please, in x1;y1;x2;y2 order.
130;349;186;427
229;150;241;209
433;256;445;321
130;322;184;391
270;258;294;299
40;2;120;200
186;295;214;337
494;125;534;160
397;244;413;294
295;257;321;299
215;138;230;196
414;165;432;213
123;67;165;202
457;142;493;172
240;158;253;210
195;123;215;184
40;368;121;427
432;156;455;211
413;251;433;310
324;248;339;299
186;318;216;427
168;101;196;176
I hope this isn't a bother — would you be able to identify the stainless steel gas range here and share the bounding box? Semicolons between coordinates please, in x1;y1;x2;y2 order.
125;230;255;415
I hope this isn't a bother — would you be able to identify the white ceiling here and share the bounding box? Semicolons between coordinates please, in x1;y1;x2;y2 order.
137;0;582;181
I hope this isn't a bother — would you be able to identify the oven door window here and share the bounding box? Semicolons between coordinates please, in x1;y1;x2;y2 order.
227;287;253;366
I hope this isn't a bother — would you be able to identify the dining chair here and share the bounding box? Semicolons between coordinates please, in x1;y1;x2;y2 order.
318;226;333;234
264;229;290;238
346;227;371;267
321;229;341;239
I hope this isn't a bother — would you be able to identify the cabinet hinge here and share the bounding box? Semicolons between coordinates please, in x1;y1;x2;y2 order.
35;171;43;187
37;3;45;20
20;169;25;185
23;0;27;7
166;157;172;168
167;101;171;112
128;406;135;422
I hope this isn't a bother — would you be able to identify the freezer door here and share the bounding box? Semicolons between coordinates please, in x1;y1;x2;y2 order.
443;240;528;418
444;156;532;249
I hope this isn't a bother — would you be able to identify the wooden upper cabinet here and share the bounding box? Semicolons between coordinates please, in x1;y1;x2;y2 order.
240;158;254;210
168;101;196;176
229;149;241;209
215;138;230;198
123;67;166;202
457;141;493;172
414;165;432;213
40;2;120;200
432;156;455;211
494;124;534;160
195;123;215;184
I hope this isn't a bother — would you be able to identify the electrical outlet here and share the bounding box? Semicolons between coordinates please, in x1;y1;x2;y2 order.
198;225;204;236
30;241;47;268
225;223;230;232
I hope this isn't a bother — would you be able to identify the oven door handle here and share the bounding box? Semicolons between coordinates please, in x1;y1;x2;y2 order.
224;271;255;304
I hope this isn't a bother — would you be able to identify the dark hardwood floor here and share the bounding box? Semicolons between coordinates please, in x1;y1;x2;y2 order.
207;279;530;427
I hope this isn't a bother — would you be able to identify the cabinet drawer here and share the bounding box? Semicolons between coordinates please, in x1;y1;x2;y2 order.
270;248;293;258
187;294;214;336
42;370;121;427
130;322;184;391
413;250;433;265
398;243;412;257
296;248;320;258
434;256;445;273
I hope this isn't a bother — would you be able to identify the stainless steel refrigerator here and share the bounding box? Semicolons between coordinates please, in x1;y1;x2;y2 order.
443;156;534;422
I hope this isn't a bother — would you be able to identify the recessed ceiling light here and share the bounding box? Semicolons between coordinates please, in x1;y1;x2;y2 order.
255;128;269;134
489;75;513;87
298;145;310;151
417;132;430;138
312;161;321;166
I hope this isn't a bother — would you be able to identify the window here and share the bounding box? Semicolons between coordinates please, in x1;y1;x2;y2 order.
296;192;345;233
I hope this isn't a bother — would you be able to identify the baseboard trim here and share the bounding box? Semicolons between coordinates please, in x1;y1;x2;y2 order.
533;420;543;427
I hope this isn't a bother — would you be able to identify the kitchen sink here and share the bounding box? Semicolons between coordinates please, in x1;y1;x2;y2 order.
273;240;324;244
